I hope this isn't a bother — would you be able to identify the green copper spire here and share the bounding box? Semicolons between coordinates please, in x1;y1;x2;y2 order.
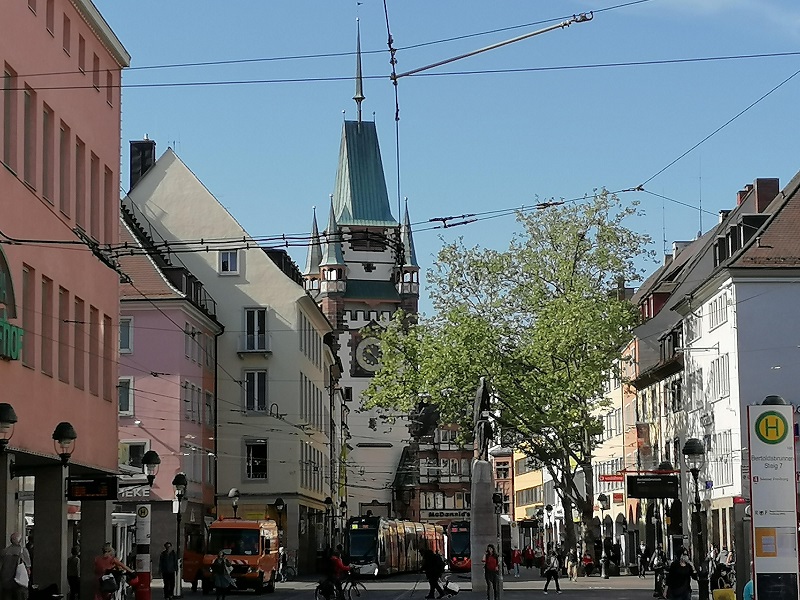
400;199;418;268
320;197;345;266
303;206;322;275
354;18;365;123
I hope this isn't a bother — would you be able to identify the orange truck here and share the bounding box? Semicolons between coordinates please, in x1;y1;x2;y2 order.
199;518;279;594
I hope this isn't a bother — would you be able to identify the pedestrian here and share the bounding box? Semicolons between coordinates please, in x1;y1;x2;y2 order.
421;547;445;599
637;542;649;578
523;545;534;569
511;547;522;578
742;562;754;600
210;550;233;600
94;542;133;600
482;544;500;600
0;533;31;600
159;542;178;600
649;543;667;598
565;547;578;582
533;544;543;570
664;551;696;600
67;546;81;600
542;550;561;594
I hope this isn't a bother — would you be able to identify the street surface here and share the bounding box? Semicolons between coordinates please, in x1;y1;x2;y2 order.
153;568;662;600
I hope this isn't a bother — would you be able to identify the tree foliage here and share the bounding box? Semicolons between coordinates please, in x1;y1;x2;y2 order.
362;190;652;551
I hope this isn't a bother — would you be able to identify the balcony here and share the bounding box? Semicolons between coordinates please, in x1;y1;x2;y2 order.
237;333;272;358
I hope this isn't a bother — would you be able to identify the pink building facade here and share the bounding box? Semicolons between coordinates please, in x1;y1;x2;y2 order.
0;0;128;594
118;201;222;581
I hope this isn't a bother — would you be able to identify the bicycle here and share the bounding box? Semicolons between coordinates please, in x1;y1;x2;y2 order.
342;574;367;600
280;565;297;582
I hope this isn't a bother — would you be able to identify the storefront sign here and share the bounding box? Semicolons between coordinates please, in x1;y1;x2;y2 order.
66;476;118;501
420;510;470;520
0;249;23;361
599;474;624;483
748;405;799;599
119;485;151;499
612;493;624;504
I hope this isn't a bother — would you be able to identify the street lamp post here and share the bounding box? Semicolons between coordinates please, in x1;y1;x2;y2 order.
172;473;188;599
683;438;709;600
339;500;347;547
228;488;240;518
274;497;285;545
597;494;610;579
656;461;674;556
324;497;333;549
545;504;553;550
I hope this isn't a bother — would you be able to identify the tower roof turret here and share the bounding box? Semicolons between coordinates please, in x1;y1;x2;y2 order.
303;207;323;275
320;197;346;267
400;199;418;268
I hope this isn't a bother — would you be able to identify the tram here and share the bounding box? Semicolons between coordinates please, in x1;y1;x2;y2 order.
345;516;445;576
447;521;471;572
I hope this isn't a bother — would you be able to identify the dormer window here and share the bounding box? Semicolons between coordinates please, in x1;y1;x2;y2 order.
219;250;239;275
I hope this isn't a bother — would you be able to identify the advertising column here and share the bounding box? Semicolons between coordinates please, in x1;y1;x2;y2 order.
747;404;799;599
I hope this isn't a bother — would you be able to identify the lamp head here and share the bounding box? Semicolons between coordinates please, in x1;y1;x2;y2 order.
274;497;285;513
0;403;18;451
228;487;240;507
52;422;77;465
682;437;706;471
172;472;188;497
141;450;161;486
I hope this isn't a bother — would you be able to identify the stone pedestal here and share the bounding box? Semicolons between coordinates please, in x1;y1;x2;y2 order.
471;459;501;596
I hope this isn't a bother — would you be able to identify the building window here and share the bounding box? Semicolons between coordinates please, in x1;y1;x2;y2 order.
45;0;54;33
3;66;18;170
78;35;85;72
59;121;70;215
119;440;147;468
42;104;54;202
40;276;53;376
92;54;100;90
21;265;35;367
73;297;84;388
23;86;36;186
219;250;238;274
89;153;99;239
58;287;69;383
205;392;214;426
343;387;353;402
106;71;113;105
62;15;70;54
245;439;268;479
118;377;133;416
75;137;85;228
88;306;99;395
103;166;113;243
244;370;267;412
119;317;132;353
245;308;267;351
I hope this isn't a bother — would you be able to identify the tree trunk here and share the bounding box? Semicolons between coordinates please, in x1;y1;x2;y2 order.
581;460;597;561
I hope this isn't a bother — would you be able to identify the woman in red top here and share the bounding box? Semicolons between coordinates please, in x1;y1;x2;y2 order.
482;545;500;600
94;543;134;600
511;548;522;578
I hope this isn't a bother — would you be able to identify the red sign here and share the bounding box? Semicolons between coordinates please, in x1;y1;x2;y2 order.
613;493;624;504
599;474;624;483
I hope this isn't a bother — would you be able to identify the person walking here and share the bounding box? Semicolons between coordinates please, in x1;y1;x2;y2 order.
210;551;233;600
649;543;667;598
637;542;649;578
0;533;31;600
67;546;81;600
565;547;578;582
482;545;500;600
421;548;445;599
523;545;534;570
511;548;522;578
159;542;178;600
664;551;697;600
542;550;561;594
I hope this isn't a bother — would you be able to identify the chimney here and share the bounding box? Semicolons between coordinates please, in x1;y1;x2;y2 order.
754;178;779;213
129;138;156;190
672;241;691;258
736;184;753;206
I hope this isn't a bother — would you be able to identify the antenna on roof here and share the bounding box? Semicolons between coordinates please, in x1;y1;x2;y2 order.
698;156;703;238
354;18;365;124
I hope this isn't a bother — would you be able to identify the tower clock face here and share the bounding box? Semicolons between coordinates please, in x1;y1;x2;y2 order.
355;337;382;372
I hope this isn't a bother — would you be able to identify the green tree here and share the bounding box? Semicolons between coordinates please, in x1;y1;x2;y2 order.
363;190;651;554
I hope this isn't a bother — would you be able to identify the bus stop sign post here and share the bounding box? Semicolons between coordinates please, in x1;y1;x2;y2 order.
135;504;152;600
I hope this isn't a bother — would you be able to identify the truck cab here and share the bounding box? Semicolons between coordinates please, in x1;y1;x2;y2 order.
201;518;279;594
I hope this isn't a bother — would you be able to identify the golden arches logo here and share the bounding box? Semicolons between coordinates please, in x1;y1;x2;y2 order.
755;411;789;445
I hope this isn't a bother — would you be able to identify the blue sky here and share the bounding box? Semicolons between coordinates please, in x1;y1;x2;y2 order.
94;0;800;315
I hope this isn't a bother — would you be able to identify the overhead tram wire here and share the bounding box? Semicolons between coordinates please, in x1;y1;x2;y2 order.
11;0;659;82
8;51;800;93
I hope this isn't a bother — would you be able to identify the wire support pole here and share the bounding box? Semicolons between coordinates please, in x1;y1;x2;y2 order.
392;13;593;81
